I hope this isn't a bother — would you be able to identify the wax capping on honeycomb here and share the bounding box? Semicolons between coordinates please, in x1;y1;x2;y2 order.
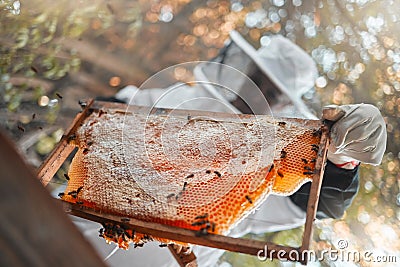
62;107;323;249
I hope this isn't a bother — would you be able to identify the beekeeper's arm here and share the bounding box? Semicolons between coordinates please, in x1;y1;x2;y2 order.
290;104;387;219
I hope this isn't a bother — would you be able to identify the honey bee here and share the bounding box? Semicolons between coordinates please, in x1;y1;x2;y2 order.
280;150;287;159
67;134;76;142
122;233;129;242
17;125;25;132
143;235;153;242
311;147;318;152
58;192;64;198
312;129;322;137
278;121;286;126
195;213;208;220
191;220;208;226
78;100;87;108
245;195;253;204
68;191;77;198
125;230;134;239
277;170;284;178
205;170;211;174
76;186;83;194
195;227;209;237
268;164;274;172
301;158;308;164
214;171;222;178
175;192;182;200
166;193;175;199
30;65;39;73
183;181;188;191
211;222;216;232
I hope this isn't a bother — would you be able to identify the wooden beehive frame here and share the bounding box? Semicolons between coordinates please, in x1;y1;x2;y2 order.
37;99;330;266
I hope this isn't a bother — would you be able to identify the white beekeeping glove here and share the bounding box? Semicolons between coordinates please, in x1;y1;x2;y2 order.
322;104;387;169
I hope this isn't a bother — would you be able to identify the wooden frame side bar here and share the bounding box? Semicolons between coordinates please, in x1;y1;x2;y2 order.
37;99;94;186
299;124;330;264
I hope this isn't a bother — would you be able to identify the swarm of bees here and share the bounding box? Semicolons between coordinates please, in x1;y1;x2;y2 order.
99;222;135;250
98;221;187;250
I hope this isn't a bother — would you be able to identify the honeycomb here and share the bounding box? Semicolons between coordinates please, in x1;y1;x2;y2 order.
62;108;323;249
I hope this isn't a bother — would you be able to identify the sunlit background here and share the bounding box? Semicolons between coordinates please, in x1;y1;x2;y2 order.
0;0;399;266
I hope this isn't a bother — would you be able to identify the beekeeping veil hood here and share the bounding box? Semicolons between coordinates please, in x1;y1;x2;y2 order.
194;30;319;119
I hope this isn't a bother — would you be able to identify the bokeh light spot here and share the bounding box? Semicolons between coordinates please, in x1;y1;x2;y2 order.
38;96;49;107
109;76;121;87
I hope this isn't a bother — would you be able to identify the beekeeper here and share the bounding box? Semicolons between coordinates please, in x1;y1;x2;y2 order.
74;30;387;267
